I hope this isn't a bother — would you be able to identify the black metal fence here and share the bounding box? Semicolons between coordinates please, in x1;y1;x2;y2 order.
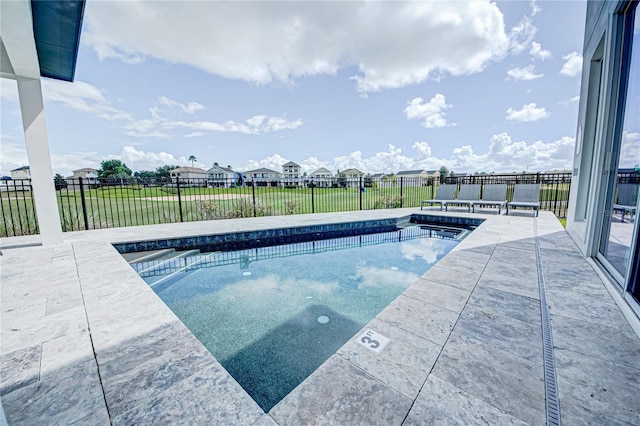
0;179;37;237
1;172;576;237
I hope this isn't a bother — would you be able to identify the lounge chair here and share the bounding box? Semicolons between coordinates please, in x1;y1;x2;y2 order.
444;184;481;212
472;184;507;214
612;183;638;222
420;184;457;210
506;184;540;217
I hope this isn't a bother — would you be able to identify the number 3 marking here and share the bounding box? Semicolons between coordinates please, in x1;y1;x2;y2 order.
361;336;380;348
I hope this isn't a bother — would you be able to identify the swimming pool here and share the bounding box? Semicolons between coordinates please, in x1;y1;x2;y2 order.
126;221;472;411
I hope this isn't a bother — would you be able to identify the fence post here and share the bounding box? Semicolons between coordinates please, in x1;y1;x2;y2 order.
176;177;184;222
252;184;257;217
359;176;363;210
311;184;315;213
400;177;403;208
78;177;89;230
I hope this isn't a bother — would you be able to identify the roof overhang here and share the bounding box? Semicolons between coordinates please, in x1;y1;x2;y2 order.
0;0;85;82
31;0;85;81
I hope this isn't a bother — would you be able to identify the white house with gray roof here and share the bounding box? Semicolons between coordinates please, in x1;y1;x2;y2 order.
207;165;236;187
245;168;283;187
170;167;208;186
10;166;31;180
309;167;333;187
282;161;301;186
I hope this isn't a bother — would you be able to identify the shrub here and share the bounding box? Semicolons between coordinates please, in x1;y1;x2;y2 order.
283;199;300;215
0;211;38;237
374;194;403;209
59;206;110;231
194;199;274;220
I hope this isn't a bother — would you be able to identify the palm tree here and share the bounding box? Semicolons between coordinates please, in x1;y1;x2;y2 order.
188;155;197;168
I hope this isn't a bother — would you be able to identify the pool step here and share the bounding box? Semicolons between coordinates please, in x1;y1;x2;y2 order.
132;249;202;275
148;252;217;288
123;248;176;264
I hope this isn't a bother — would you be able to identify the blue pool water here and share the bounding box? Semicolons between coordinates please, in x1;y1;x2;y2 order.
132;225;464;411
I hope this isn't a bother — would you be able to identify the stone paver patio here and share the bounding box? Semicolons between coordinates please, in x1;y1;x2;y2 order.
1;209;639;425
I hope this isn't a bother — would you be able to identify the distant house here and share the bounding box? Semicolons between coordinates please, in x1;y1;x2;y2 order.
309;167;333;187
170;167;208;186
341;168;365;179
10;166;30;180
244;168;283;187
72;168;98;179
71;168;99;185
340;168;365;187
396;169;439;185
282;161;301;186
207;165;236;187
371;173;386;179
396;169;438;179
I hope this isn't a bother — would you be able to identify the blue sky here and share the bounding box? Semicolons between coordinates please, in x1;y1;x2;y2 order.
1;0;589;177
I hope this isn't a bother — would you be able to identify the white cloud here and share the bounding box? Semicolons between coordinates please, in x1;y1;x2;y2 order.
83;1;510;93
404;94;454;128
242;132;575;176
412;142;432;159
0;142;29;176
0;79;18;101
184;132;204;138
401;238;448;264
117;146;199;170
619;132;640;168
560;52;583;77
505;103;549;122
41;80;133;121
158;96;204;114
506;65;543;81
356;265;419;290
530;0;542;17
529;42;551;60
560;95;580;105
125;98;303;138
508;16;537;54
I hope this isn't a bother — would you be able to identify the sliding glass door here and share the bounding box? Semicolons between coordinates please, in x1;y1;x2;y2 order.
597;7;639;285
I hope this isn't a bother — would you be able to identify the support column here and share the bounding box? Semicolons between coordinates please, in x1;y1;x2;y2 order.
17;77;63;245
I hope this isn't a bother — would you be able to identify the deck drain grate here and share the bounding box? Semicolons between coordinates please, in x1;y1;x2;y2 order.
534;221;561;426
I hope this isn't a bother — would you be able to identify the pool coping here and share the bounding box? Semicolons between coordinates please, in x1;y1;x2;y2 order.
2;208;639;425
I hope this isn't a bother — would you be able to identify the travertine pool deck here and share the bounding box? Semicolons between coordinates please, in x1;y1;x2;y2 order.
1;209;639;425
